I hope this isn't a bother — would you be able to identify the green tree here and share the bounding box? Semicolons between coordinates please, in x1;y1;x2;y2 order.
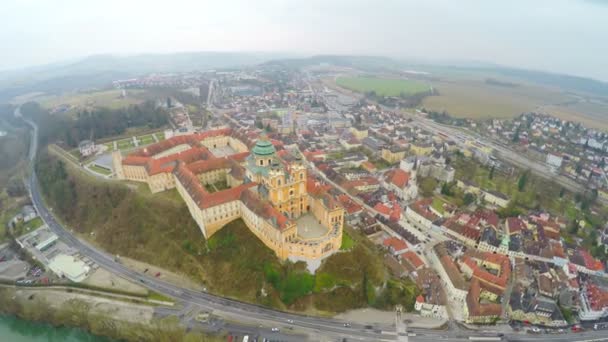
419;177;438;197
489;165;496;180
463;193;476;206
517;171;529;192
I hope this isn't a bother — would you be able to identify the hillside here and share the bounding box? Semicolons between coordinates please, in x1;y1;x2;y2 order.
35;150;418;313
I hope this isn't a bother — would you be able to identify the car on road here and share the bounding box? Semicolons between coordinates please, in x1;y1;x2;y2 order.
287;319;293;324
343;323;351;327
271;327;279;332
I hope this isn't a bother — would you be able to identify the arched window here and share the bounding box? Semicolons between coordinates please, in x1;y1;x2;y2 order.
278;179;281;186
259;159;264;166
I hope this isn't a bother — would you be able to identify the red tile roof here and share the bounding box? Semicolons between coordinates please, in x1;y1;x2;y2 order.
383;237;408;253
467;278;502;318
337;194;363;215
374;203;392;216
506;217;526;235
410;198;440;222
385;168;410;188
402;251;425;269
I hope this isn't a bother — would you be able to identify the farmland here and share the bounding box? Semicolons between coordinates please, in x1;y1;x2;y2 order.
419;78;608;128
38;89;147;115
336;76;430;97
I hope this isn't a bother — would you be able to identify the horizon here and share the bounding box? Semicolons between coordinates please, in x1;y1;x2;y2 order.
2;0;607;82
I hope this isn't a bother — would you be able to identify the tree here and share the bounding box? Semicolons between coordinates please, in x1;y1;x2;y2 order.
419;177;438;197
489;165;496;180
440;182;453;196
559;187;566;198
575;162;584;175
463;193;476;206
512;125;521;143
517;171;529;192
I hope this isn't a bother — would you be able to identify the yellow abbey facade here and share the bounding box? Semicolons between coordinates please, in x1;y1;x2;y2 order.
113;128;344;263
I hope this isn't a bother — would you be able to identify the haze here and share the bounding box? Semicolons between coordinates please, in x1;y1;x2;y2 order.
2;0;607;81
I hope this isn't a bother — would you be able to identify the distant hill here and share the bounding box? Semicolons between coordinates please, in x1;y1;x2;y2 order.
266;55;608;98
263;55;401;71
2;53;607;102
0;52;289;102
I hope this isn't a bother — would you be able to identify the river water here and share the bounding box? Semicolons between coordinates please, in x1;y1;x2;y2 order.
0;315;116;342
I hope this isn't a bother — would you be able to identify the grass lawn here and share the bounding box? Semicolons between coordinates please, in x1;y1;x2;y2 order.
24;217;44;230
431;197;448;215
68;149;81;161
155;131;166;141
340;231;355;250
336;76;430;97
117;139;134;150
138;134;155;145
88;164;112;176
103;142;115;151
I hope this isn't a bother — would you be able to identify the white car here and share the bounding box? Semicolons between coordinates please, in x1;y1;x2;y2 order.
271;327;280;332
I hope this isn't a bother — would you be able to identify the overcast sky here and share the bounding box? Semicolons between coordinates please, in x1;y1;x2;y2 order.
2;0;607;81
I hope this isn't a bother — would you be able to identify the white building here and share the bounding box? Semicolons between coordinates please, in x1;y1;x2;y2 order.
48;254;91;282
78;140;97;157
546;153;563;168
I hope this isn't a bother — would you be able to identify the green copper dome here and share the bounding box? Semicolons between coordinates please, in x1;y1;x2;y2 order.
252;137;276;156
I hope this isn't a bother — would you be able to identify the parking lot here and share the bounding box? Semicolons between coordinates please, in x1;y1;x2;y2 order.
17;226;98;282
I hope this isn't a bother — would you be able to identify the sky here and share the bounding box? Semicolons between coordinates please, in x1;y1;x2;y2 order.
1;0;607;81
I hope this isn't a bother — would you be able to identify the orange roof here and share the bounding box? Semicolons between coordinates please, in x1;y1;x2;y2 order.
416;295;425;303
386;168;410;188
402;251;425;269
467;278;502;318
337;194;363;214
374;203;392;216
383;237;408;252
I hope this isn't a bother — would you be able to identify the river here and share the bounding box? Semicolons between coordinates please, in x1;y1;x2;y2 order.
0;315;116;342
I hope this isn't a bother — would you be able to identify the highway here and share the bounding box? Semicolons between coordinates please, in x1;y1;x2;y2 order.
18;104;608;342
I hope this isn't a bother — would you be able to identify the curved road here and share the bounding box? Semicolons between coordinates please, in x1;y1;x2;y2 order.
19;105;608;342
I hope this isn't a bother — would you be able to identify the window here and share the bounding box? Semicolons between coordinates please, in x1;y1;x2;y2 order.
278;179;281;186
259;159;264;166
300;173;303;180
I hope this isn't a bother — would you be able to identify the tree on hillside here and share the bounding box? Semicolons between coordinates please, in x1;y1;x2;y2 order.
489;165;496;180
517;171;529;192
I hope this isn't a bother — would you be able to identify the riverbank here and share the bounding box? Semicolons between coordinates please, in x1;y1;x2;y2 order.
0;286;223;342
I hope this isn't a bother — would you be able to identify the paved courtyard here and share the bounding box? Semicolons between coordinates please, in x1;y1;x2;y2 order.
210;145;237;157
296;214;329;239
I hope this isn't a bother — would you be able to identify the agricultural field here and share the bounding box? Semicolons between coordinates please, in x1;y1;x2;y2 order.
416;74;608;128
38;89;147;115
336;76;431;97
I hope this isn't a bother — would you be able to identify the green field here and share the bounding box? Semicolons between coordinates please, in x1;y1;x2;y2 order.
117;139;134;150
39;89;147;115
336;76;430;97
138;134;156;145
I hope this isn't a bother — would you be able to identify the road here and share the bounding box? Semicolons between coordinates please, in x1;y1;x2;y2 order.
19;104;608;342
